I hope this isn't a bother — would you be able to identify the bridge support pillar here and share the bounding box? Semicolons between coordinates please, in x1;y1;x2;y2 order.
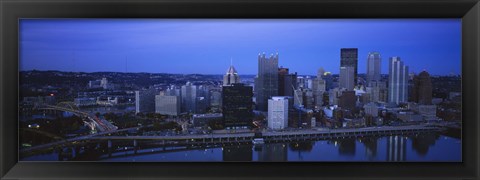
133;139;138;154
108;140;112;157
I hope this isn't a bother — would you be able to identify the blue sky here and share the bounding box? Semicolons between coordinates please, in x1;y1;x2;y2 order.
20;19;461;75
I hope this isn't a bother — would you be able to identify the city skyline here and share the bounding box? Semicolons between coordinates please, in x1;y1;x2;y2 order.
20;19;461;76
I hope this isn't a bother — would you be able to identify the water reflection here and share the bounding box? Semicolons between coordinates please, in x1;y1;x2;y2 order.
360;137;378;161
337;138;356;156
386;136;406;161
411;133;439;156
257;144;288;161
21;133;461;162
223;145;252;161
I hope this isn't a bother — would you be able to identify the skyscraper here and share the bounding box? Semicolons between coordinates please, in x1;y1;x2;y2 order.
339;66;355;91
341;48;358;84
278;67;289;96
268;96;289;130
312;70;326;109
278;67;297;97
412;71;433;105
388;57;409;104
223;64;240;86
181;82;197;113
255;52;279;111
366;52;381;85
222;83;254;129
155;95;181;116
135;88;157;113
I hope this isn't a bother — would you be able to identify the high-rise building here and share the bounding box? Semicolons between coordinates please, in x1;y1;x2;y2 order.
341;48;358;84
100;77;108;89
268;96;289;130
367;81;388;103
293;88;304;107
339;66;355;91
338;91;356;111
255;52;279;111
181;82;197;113
278;67;297;97
322;72;333;91
303;89;314;109
165;85;181;97
366;52;381;85
388;57;409;104
312;74;326;109
196;85;210;113
223;64;241;86
412;71;433;105
135;88;157;113
155;95;181;116
222;83;253;129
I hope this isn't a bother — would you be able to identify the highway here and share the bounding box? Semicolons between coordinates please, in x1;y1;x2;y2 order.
21;124;444;154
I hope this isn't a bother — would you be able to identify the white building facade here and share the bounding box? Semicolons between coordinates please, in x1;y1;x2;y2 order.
268;96;289;130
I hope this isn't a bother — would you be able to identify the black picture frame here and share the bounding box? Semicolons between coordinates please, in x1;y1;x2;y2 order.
1;0;479;179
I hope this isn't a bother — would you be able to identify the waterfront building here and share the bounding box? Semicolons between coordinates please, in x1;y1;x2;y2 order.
135;88;157;113
181;82;197;113
268;96;289;130
192;113;223;127
341;48;358;84
255;52;279;111
412;71;433;105
339;66;355;91
366;52;382;85
418;104;437;120
155;95;181;116
388;57;409;104
222;83;254;129
223;64;241;86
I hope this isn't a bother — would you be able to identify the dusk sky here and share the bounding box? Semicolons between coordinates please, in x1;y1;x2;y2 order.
20;19;461;76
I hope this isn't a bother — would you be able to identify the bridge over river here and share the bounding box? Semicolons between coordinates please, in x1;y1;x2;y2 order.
21;124;445;156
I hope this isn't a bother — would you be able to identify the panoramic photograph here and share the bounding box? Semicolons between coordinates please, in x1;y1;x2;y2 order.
19;19;462;162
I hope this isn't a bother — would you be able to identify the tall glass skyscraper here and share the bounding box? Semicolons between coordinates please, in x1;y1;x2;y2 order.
255;52;279;111
222;83;253;129
339;66;355;91
181;82;197;113
340;48;358;85
388;57;409;104
366;52;382;86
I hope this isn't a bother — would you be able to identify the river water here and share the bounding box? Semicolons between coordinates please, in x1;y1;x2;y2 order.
21;133;461;162
82;133;460;162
